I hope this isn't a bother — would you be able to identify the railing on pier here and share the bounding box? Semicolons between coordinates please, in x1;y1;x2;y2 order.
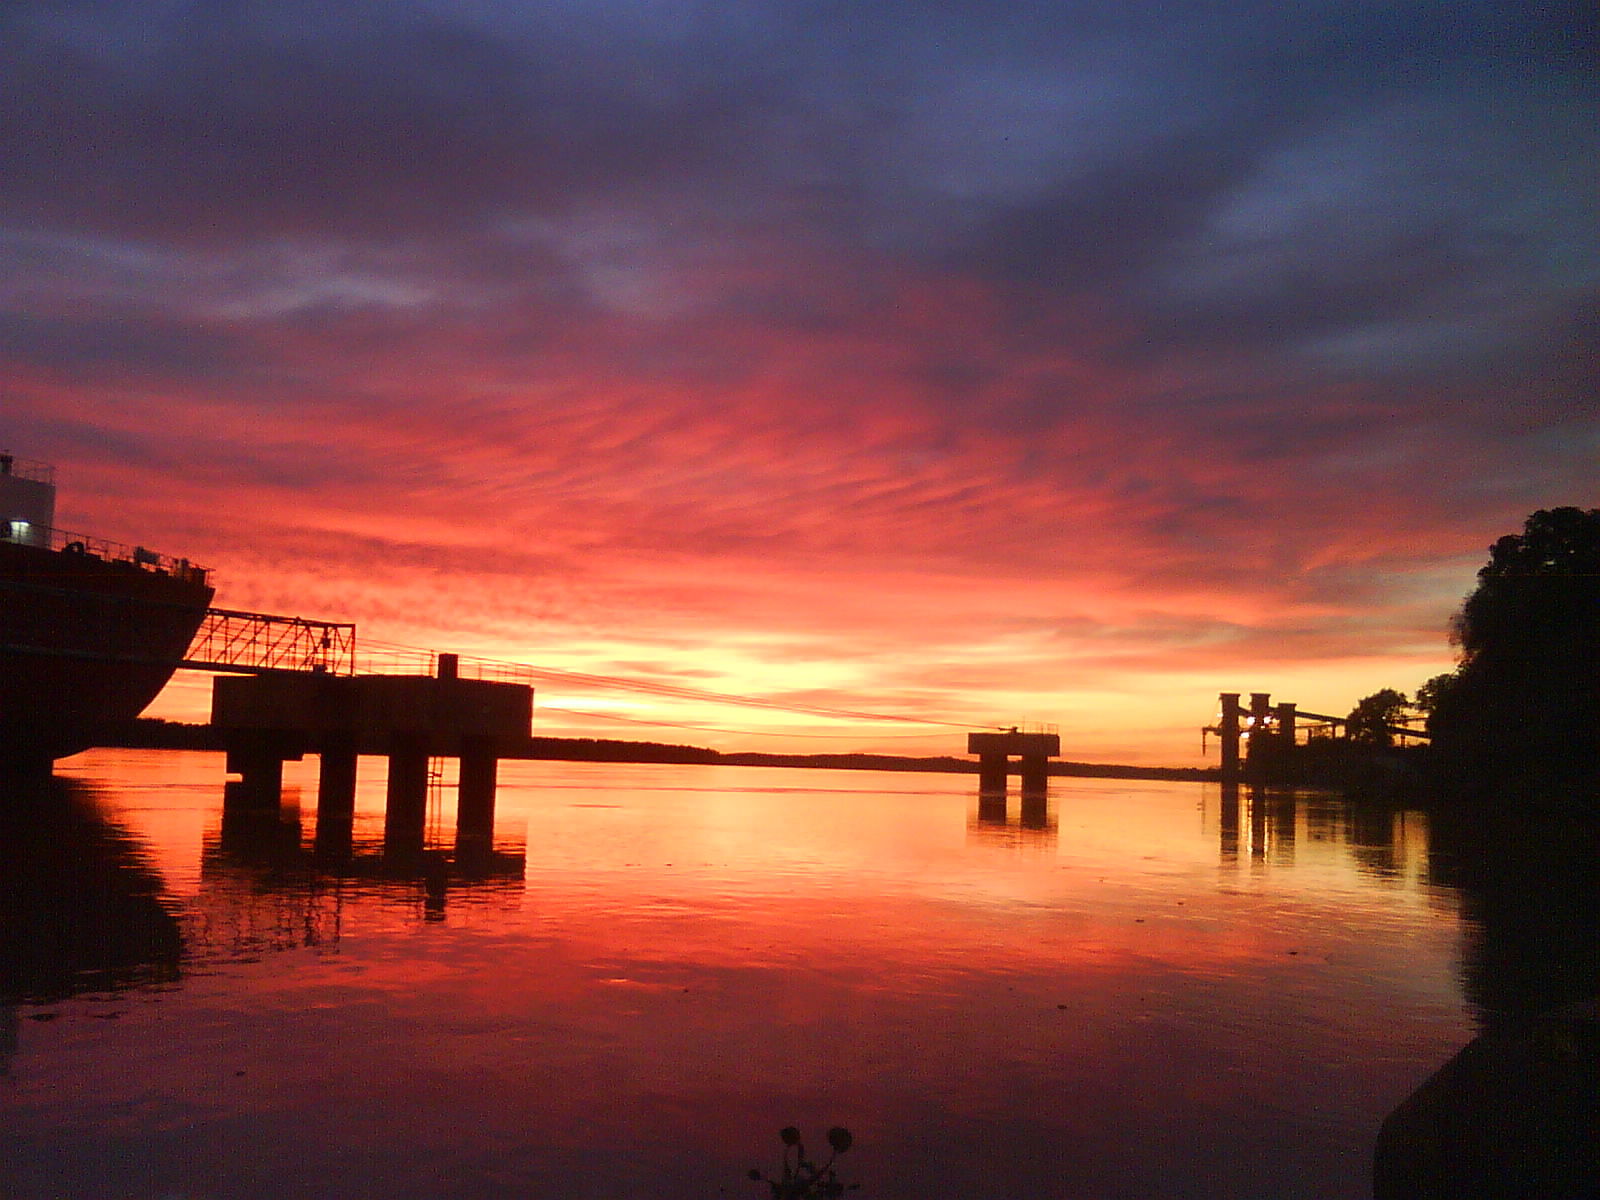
354;642;542;686
996;720;1059;736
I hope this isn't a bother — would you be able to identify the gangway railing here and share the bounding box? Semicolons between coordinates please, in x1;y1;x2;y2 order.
178;617;543;684
184;608;356;676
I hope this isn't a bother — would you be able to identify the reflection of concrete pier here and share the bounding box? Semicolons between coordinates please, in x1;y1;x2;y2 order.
970;790;1056;848
212;654;531;862
208;787;526;936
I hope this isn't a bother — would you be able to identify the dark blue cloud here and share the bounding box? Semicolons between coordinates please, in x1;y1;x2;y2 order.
0;0;1592;497
0;0;769;240
0;309;236;374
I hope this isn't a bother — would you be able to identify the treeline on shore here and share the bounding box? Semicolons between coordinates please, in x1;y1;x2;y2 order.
94;718;1215;782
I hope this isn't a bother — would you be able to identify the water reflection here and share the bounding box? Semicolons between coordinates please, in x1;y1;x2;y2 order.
969;788;1057;848
203;776;526;942
1;766;529;1006
1430;802;1600;1025
0;773;182;1005
1211;784;1432;886
1208;782;1600;1028
17;754;1591;1200
0;773;183;1077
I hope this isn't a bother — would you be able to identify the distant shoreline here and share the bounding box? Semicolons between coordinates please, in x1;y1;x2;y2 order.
96;719;1218;783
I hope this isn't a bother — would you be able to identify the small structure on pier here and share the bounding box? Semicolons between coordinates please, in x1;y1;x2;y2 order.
967;727;1061;796
212;653;532;860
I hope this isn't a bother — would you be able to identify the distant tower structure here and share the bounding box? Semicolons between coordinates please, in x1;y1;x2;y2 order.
1213;693;1243;781
0;454;55;546
1246;692;1273;779
1205;692;1312;784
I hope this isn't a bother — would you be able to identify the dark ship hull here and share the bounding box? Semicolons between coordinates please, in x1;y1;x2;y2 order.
0;538;213;767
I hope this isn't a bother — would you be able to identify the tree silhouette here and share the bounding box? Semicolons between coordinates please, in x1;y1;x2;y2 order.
1412;673;1457;718
1430;507;1600;801
1346;688;1411;747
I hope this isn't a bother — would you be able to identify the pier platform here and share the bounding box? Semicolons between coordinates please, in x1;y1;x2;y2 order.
967;729;1061;795
211;659;532;860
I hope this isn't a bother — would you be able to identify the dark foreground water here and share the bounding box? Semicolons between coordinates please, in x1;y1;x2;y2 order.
2;750;1570;1199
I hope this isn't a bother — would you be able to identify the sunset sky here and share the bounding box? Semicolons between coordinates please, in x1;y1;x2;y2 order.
2;1;1594;763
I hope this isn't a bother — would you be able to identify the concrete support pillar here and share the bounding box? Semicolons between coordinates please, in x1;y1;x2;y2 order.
455;737;499;860
224;738;285;812
1218;693;1242;783
317;736;358;820
1275;702;1297;753
314;808;353;863
977;792;1008;823
978;753;1009;794
1246;692;1273;780
1019;755;1049;797
314;735;358;862
384;734;429;860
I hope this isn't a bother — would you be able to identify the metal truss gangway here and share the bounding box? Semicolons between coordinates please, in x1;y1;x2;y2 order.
183;607;357;676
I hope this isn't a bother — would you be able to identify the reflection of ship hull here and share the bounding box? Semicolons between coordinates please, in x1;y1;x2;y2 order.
0;773;183;1003
0;539;213;764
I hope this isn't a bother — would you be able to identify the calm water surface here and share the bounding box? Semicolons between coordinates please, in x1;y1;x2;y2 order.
5;750;1483;1198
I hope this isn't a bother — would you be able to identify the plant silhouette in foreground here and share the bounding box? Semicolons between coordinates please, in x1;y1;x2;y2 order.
748;1126;858;1198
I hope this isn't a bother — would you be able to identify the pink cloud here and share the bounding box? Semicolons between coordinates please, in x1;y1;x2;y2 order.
6;228;1550;762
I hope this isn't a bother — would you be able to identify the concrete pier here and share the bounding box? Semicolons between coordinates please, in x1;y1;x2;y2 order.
967;730;1062;795
212;664;532;859
1275;702;1297;753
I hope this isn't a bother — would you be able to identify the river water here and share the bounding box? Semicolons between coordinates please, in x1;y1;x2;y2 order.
0;750;1521;1198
